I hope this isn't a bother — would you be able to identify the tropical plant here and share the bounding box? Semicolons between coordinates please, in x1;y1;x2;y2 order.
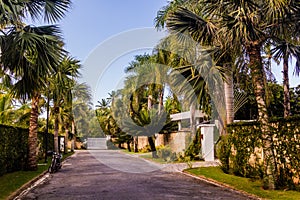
0;93;14;124
271;39;300;117
156;0;300;189
0;25;64;170
49;56;80;153
0;0;71;170
156;3;234;126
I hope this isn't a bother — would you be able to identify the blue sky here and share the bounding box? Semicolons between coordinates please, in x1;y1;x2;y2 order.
61;1;168;61
60;1;168;105
59;1;299;106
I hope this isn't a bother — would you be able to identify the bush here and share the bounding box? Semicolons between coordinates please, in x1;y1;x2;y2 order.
184;129;202;160
219;116;300;190
216;135;231;173
0;124;53;176
139;145;151;153
157;145;177;162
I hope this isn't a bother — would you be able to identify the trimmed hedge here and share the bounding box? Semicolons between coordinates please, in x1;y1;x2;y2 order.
218;116;300;189
0;124;53;176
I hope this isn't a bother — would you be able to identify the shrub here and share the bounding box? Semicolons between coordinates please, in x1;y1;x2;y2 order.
184;129;202;160
219;116;300;190
0;124;53;176
139;145;152;153
157;145;177;162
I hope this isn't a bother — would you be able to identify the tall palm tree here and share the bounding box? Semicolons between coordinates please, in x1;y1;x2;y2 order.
160;0;300;189
0;25;64;170
0;0;71;170
157;5;237;125
0;0;71;26
71;82;92;147
271;39;300;117
50;56;80;153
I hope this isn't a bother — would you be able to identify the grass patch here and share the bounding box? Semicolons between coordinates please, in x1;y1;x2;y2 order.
140;153;195;165
121;149;142;155
0;164;48;200
121;150;169;164
186;167;300;200
0;151;75;200
140;153;169;164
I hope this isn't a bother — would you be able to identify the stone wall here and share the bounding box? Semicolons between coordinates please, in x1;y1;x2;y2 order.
136;131;191;153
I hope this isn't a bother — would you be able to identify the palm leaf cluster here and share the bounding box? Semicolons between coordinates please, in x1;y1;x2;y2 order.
153;0;300;189
0;0;93;170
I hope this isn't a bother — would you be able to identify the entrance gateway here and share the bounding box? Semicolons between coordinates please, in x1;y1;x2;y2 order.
87;138;107;150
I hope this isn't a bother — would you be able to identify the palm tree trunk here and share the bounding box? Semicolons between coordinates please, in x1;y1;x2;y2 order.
71;119;76;152
283;56;291;117
247;43;268;122
54;111;59;153
148;136;158;158
247;42;275;190
28;94;40;171
224;65;234;124
64;126;69;154
147;94;158;158
134;136;138;152
158;86;164;114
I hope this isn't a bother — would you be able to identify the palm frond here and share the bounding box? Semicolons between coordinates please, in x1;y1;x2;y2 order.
24;0;71;23
166;7;217;45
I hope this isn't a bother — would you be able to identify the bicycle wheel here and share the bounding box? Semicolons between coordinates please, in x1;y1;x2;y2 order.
49;157;57;173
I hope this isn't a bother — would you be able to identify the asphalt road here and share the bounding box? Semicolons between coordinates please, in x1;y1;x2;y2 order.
19;150;253;200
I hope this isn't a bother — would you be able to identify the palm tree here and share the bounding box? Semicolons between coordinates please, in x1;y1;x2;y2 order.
159;0;300;189
271;39;300;117
157;5;237;125
50;56;81;153
0;0;71;170
0;25;64;170
0;0;71;27
96;99;110;109
71;82;92;147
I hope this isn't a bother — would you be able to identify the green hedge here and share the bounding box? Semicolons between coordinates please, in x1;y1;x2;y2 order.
218;116;300;189
0;124;53;176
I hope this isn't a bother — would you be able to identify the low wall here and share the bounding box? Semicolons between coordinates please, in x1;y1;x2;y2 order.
135;131;191;153
220;116;300;188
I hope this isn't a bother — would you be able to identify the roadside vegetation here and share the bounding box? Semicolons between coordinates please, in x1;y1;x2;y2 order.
98;0;300;192
1;0;300;196
0;152;74;200
186;167;300;200
0;165;48;200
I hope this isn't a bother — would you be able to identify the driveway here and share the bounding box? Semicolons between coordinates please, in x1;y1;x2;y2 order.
19;150;254;200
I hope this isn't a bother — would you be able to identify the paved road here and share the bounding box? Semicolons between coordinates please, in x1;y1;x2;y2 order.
20;150;253;200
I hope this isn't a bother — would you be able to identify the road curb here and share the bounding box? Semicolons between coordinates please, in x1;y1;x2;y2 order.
181;171;261;200
8;151;77;200
7;170;49;200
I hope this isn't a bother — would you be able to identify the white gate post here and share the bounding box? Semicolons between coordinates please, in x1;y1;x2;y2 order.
199;124;215;161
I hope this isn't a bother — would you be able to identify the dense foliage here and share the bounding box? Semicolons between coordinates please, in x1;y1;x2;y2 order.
218;116;300;189
0;124;53;176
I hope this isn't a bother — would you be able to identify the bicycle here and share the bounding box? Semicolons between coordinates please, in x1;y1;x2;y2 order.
48;151;63;173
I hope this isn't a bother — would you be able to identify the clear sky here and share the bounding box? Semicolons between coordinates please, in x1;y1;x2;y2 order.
60;1;168;106
61;0;168;61
59;0;299;106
